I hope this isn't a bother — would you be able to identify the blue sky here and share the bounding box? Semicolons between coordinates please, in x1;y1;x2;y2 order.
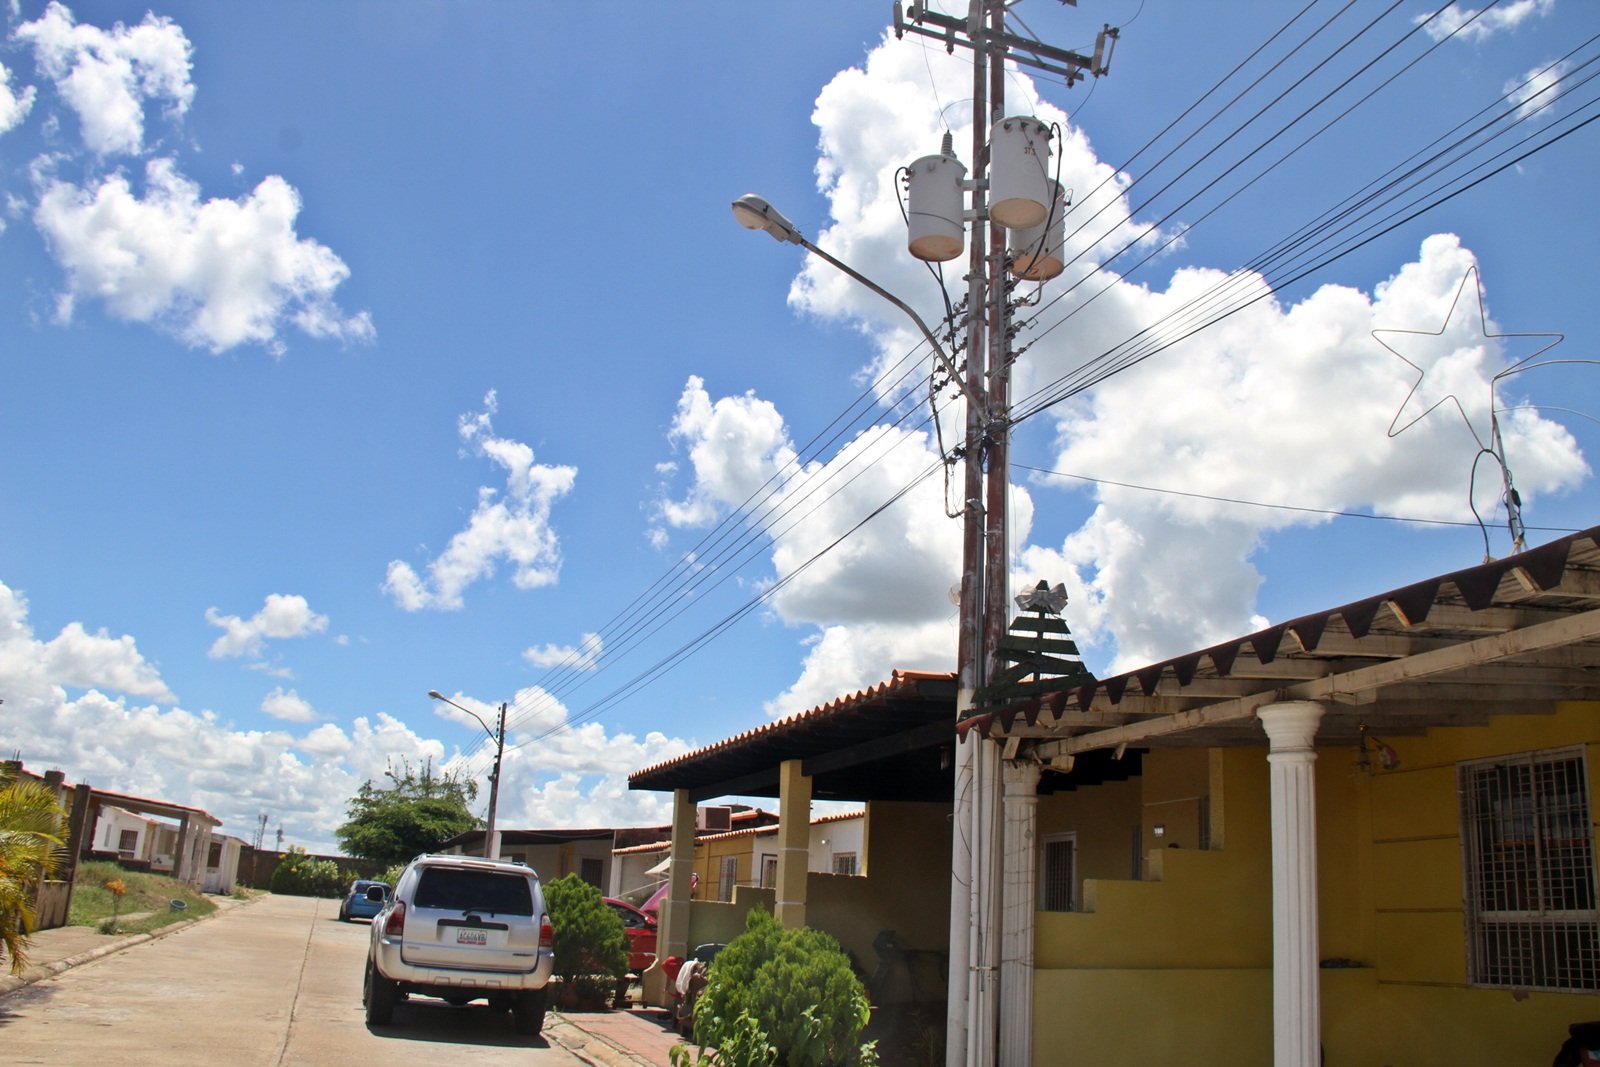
1;1;1594;853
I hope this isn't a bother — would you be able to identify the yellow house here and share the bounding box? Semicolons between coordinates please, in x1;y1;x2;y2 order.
966;522;1600;1065
631;524;1600;1065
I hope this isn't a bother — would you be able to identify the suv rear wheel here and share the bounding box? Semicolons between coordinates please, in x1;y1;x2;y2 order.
364;959;399;1025
512;987;547;1036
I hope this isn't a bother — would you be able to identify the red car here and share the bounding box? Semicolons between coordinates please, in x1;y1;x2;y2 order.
603;897;658;973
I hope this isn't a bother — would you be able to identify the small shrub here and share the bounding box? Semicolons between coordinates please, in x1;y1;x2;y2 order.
694;909;874;1066
268;846;344;897
544;873;628;1002
671;1009;777;1067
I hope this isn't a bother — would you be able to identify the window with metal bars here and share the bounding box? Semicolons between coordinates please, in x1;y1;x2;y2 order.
1040;833;1076;912
718;855;738;902
1460;748;1600;991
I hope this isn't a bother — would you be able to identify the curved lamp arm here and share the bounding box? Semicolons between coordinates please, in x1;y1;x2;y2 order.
731;194;989;419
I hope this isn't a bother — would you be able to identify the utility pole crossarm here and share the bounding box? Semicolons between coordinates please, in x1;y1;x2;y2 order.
893;2;1117;82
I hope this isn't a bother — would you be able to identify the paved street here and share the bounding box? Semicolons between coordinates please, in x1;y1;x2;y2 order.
0;894;592;1065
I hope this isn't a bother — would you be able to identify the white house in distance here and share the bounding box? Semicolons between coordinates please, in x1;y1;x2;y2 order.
611;807;866;905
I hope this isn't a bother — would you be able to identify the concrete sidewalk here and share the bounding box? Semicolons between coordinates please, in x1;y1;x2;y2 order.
3;901;691;1067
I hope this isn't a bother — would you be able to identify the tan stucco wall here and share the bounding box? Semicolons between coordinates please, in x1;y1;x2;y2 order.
677;800;951;1004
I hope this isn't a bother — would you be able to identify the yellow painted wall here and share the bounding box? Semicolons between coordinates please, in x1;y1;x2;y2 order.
680;800;951;1005
695;833;764;901
1033;700;1600;1067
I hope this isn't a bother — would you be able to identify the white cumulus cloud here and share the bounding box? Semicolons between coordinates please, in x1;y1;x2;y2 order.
0;579;686;852
0;61;37;135
33;158;375;354
385;390;578;611
205;593;330;660
523;632;603;671
261;686;317;724
1419;0;1554;44
14;1;193;157
659;28;1589;696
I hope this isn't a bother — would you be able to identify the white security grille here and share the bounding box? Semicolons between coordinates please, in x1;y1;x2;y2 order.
1460;748;1600;991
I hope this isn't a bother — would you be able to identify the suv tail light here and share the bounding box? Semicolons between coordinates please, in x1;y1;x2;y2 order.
539;913;554;951
383;900;406;937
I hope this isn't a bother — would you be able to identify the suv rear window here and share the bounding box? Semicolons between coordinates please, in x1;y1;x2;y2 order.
413;868;534;915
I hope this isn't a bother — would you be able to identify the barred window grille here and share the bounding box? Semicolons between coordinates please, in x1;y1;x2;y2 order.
831;852;858;876
718;855;738;902
1040;833;1076;912
1460;748;1600;991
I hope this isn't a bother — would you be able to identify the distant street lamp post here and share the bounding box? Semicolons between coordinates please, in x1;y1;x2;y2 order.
427;690;507;861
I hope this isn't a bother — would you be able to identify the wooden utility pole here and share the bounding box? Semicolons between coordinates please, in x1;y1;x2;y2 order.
894;4;1117;1064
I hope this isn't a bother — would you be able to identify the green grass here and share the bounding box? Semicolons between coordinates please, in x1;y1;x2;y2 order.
68;861;217;936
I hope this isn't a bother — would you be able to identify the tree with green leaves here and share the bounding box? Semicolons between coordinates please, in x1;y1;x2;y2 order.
544;872;628;998
0;772;67;975
693;908;876;1066
335;759;479;866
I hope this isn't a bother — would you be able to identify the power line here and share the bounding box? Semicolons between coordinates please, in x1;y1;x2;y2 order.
1013;463;1583;533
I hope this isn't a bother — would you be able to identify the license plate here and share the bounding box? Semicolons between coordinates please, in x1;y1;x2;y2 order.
457;928;488;945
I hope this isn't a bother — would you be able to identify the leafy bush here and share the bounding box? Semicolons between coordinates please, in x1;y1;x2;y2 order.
672;1010;778;1067
694;909;874;1066
544;873;628;1000
269;846;344;897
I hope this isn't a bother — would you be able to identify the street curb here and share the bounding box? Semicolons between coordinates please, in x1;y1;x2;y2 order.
0;894;260;997
545;1013;663;1067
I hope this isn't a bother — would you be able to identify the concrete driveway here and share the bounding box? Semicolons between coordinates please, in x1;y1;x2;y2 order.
0;893;592;1065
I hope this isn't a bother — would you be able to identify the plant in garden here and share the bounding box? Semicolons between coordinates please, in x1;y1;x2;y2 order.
544;873;628;1003
104;878;127;931
693;908;876;1066
268;846;344;897
0;772;66;975
671;1009;778;1067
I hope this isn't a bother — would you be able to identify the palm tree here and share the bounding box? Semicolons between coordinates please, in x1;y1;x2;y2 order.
0;772;66;975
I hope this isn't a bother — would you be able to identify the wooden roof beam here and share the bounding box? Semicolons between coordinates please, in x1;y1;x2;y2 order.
1037;607;1600;758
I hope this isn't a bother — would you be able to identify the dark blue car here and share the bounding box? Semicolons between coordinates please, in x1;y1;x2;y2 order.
338;879;389;922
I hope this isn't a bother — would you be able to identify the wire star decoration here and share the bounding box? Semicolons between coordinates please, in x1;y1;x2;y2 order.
1372;265;1572;556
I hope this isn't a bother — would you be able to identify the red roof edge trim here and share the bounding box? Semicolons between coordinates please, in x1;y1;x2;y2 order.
1341;599;1383;639
1517;537;1573;592
957;712;993;740
1048;690;1071;720
1249;626;1285;664
1289;613;1327;652
1387;580;1441;626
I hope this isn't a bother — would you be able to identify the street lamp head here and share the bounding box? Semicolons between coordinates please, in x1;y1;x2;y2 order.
426;690;444;700
731;194;804;245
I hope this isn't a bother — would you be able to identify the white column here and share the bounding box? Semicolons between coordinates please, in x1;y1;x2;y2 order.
998;760;1042;1067
947;731;976;1066
1258;700;1325;1067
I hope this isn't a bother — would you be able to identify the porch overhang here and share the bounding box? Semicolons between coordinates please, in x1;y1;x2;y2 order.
960;525;1600;759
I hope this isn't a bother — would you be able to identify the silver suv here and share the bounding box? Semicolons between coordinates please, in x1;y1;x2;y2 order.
363;854;555;1034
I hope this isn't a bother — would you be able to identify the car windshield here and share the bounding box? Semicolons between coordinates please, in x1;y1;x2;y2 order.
413;868;534;915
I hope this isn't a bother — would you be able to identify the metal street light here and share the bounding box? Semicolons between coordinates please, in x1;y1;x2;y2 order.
730;194;990;418
427;690;507;861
